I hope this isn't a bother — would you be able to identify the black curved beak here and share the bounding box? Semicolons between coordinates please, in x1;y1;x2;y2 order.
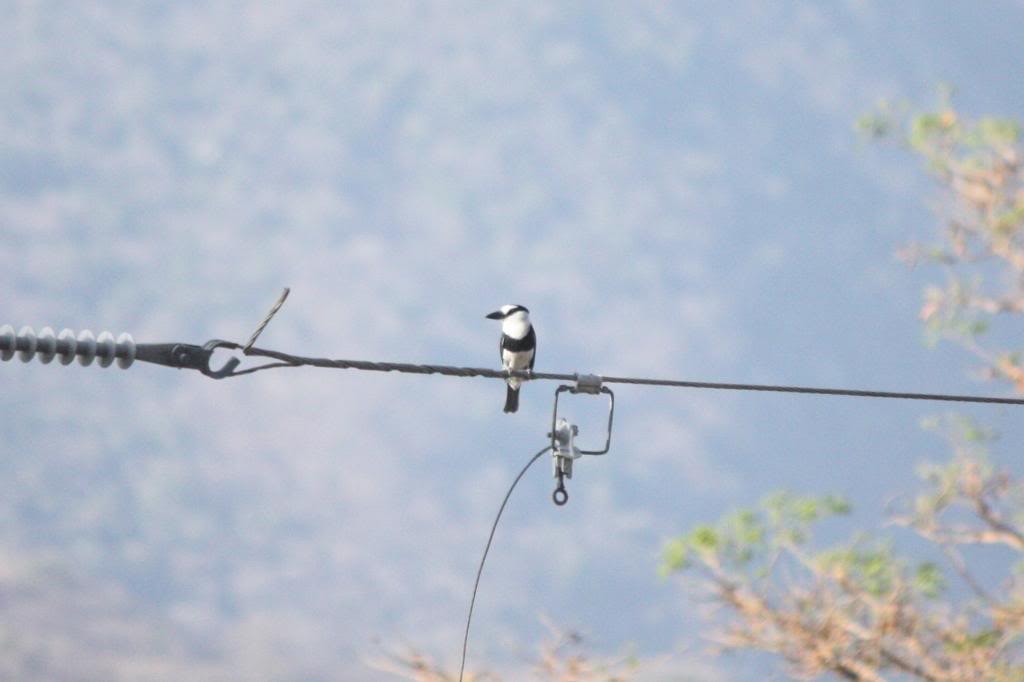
485;311;504;320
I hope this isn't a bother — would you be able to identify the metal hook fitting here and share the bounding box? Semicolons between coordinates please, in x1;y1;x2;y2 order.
200;340;244;378
130;339;243;379
552;473;568;506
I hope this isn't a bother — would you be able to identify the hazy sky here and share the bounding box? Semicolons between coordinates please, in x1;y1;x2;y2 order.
3;2;1024;679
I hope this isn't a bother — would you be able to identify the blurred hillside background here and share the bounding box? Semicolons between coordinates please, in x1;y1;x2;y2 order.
3;1;1024;679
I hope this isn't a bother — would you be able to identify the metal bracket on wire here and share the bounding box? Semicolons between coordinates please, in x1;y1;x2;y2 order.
547;375;615;506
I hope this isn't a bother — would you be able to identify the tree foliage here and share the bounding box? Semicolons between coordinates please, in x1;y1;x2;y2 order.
658;99;1024;680
860;93;1024;385
661;423;1024;680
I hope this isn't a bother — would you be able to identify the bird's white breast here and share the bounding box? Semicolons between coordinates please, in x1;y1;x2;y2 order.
502;348;532;388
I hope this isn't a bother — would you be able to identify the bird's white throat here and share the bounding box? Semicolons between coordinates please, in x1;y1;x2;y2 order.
501;311;531;339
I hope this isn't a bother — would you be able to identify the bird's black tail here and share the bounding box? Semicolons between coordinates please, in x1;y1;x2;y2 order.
504;385;519;413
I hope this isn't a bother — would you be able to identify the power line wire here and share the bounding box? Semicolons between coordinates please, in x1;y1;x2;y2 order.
459;445;550;682
5;323;1024;406
7;284;1024;406
235;346;1024;406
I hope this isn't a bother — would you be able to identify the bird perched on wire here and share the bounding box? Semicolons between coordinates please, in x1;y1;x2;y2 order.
486;304;536;413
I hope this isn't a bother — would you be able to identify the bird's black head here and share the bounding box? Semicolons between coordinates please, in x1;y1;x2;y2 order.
486;304;529;320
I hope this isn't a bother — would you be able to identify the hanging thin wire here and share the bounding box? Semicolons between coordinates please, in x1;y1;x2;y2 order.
459;445;551;682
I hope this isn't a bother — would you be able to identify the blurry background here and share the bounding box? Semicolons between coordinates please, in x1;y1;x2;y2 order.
2;1;1024;679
